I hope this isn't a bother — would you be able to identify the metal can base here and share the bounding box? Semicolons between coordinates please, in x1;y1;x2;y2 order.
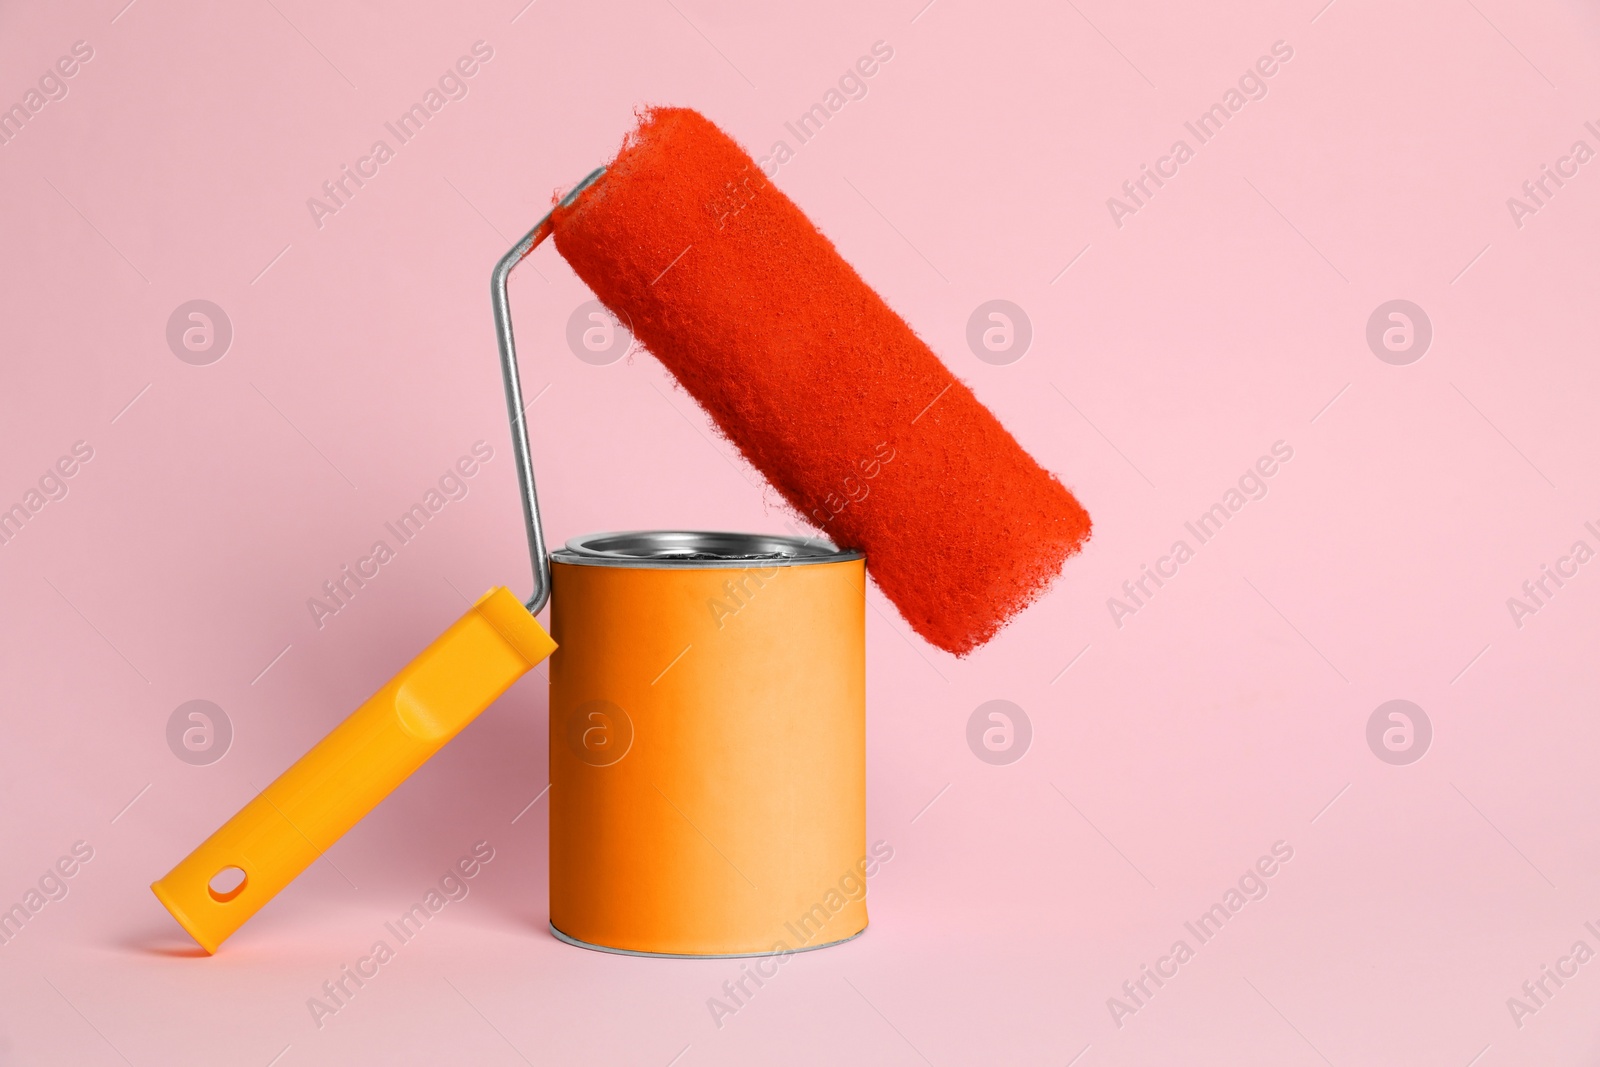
547;922;866;960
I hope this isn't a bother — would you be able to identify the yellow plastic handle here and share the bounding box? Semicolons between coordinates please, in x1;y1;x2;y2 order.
151;587;556;953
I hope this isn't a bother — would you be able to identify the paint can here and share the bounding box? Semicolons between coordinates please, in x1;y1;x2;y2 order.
547;531;867;957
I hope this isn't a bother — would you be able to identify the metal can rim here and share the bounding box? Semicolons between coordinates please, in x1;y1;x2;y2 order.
550;530;862;569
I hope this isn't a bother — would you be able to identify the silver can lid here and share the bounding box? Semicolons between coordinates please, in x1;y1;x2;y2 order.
550;530;861;569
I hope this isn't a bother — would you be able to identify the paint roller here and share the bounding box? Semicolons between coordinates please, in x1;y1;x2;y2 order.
553;107;1091;655
151;107;1090;952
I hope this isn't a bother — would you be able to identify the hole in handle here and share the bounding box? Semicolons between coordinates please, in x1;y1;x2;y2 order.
207;866;248;903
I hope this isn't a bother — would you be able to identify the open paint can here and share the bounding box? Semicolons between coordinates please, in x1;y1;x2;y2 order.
547;531;867;957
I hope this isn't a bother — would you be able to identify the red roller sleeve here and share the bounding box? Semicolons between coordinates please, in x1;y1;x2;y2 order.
552;108;1090;655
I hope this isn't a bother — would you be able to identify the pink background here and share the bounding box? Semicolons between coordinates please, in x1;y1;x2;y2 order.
4;0;1600;1063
